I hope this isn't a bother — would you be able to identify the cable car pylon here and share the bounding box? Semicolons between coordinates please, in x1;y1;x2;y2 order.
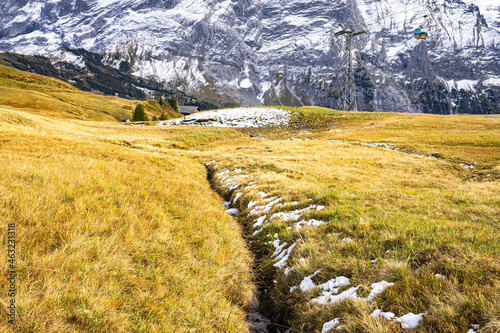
334;26;365;111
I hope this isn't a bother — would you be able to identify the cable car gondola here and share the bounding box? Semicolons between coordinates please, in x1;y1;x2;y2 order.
414;28;428;39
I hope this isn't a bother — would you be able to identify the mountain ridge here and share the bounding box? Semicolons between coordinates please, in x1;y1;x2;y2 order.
1;0;499;113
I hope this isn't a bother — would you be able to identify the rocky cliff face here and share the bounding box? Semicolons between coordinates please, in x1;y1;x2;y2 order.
0;0;499;113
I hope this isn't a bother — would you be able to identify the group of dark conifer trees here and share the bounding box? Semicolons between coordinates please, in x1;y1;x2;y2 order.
131;96;179;122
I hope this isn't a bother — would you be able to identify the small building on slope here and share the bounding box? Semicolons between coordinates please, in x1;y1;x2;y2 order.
178;106;200;115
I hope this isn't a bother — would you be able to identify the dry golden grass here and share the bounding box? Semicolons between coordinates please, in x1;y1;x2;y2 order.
0;107;255;332
199;107;500;332
0;67;499;333
0;65;178;122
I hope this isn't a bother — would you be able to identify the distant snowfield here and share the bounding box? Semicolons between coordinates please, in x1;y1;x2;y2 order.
158;107;291;128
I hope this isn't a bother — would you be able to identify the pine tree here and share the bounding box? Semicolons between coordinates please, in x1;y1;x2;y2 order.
132;104;149;121
169;97;179;113
159;96;166;107
159;112;168;121
152;115;158;121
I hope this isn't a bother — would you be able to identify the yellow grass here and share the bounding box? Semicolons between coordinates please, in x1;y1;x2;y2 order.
0;67;499;332
0;107;255;332
200;107;499;332
0;65;177;121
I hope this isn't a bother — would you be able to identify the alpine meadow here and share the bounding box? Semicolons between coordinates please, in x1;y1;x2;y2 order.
0;65;498;332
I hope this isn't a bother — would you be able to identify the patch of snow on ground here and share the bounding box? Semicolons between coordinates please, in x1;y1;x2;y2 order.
233;192;243;203
253;215;267;228
270;239;288;258
158;108;291;128
370;309;396;320
251;229;263;237
395;312;425;329
49;49;86;68
217;169;230;178
483;77;500;86
342;237;352;244
312;286;360;305
248;307;270;333
460;163;475;171
273;242;297;269
467;324;481;332
317;276;351;292
311;280;394;305
294;219;328;230
299;270;322;291
292;274;351;294
322;318;341;333
271;204;324;221
445;79;479;92
366;309;425;329
364;281;395;301
249;198;284;216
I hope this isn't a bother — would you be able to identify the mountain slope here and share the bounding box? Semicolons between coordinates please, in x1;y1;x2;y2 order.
0;0;499;113
0;64;179;121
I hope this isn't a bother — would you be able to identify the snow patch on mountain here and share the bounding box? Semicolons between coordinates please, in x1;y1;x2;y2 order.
240;79;253;88
49;48;86;69
158;107;291;127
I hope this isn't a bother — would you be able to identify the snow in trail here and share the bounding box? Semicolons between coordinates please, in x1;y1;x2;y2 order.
158;107;291;127
248;309;271;333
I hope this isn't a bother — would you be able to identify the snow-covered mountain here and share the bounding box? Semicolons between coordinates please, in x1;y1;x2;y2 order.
1;0;499;113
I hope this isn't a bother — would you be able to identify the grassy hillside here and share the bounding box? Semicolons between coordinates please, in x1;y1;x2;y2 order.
0;67;498;333
0;106;254;332
0;65;178;121
198;108;500;332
